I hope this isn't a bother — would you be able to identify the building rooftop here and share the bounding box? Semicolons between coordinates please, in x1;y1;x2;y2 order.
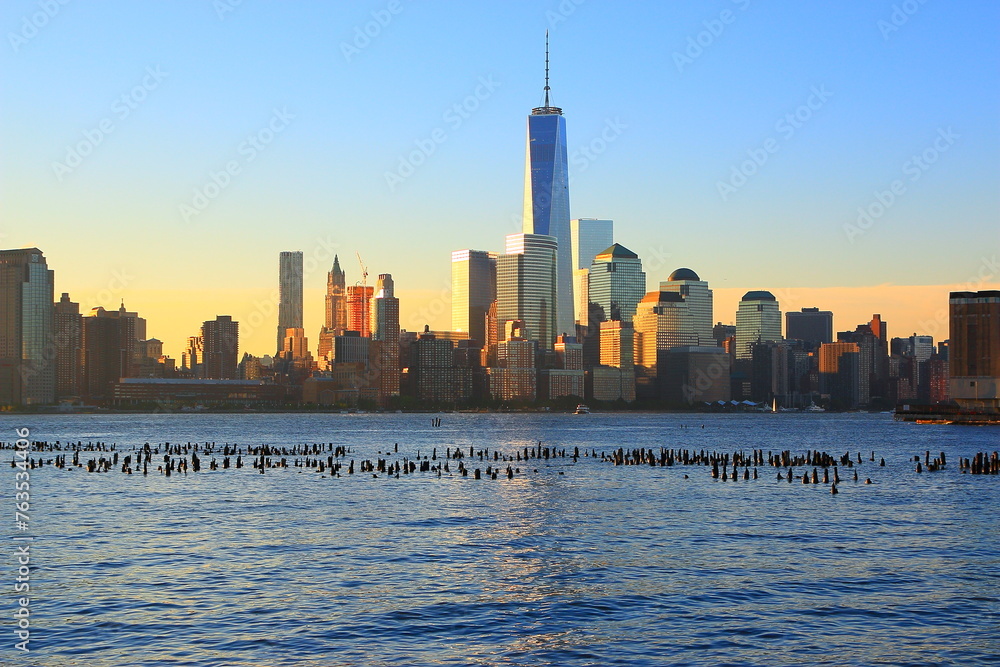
742;290;776;302
595;243;638;260
667;267;700;282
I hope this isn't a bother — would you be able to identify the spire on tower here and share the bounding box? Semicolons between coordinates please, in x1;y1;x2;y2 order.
544;30;550;108
532;31;562;116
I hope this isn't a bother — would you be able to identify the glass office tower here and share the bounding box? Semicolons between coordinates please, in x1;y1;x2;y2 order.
735;290;782;359
588;244;646;324
659;268;714;346
451;249;497;346
497;233;558;351
522;38;574;339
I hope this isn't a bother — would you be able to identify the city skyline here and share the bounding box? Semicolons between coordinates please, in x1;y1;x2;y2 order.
2;1;998;359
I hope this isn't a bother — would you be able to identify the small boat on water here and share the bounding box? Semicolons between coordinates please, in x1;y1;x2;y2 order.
804;402;825;413
574;404;591;414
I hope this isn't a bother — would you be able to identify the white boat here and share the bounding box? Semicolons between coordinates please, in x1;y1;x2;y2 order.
804;402;825;413
574;404;591;414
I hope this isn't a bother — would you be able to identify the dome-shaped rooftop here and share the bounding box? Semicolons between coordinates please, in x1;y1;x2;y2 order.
668;267;700;282
742;290;776;302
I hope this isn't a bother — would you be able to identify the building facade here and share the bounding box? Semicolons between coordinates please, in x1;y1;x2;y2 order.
735;290;782;360
451;249;496;346
0;248;55;405
497;233;558;350
202;315;239;380
570;218;613;324
522;49;574;339
277;251;304;353
588;244;646;324
659;268;713;345
949;290;1000;412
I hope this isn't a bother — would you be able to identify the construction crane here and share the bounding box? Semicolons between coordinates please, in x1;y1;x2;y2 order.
355;251;368;289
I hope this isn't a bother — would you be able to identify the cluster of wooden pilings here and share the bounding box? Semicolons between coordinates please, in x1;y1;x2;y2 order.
960;451;1000;475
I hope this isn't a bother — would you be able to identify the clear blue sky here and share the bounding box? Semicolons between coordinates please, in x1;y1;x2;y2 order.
2;0;997;355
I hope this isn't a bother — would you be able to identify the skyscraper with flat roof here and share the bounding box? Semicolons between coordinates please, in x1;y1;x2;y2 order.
571;218;614;323
0;248;55;405
785;307;833;350
202;316;239;380
497;233;558;351
54;292;82;398
451;249;496;345
735;291;782;359
522;34;574;338
278;251;303;353
347;285;373;337
949;290;999;412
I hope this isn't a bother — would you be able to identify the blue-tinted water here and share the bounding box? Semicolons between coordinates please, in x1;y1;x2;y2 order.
2;413;998;666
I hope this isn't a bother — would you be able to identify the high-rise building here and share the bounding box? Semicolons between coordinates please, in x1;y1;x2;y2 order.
81;315;122;401
183;336;204;376
570;218;614;323
664;346;732;405
659;268;713;345
87;303;144;380
588;244;646;324
735;291;782;360
277;251;303;353
632;291;698;399
0;248;55;405
522;35;574;338
202;316;239;380
451;249;496;345
949;290;1000;412
497;233;558;351
786;307;833;351
713;323;736;347
371;274;400;400
319;255;347;360
491;321;537;402
54;292;82;398
346;285;374;337
570;219;614;272
819;341;860;409
594;319;635;403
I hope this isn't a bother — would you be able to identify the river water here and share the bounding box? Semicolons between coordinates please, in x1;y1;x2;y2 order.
1;412;998;666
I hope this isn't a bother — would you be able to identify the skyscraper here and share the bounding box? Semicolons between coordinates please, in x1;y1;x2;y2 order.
588;244;646;324
570;218;614;324
277;251;303;353
451;249;496;345
659;268;713;345
54;292;82;398
497;233;558;351
347;285;374;337
949;290;999;412
202;315;239;380
371;274;400;400
0;248;55;405
319;255;347;360
522;34;574;338
785;307;833;351
735;291;782;359
632;290;698;399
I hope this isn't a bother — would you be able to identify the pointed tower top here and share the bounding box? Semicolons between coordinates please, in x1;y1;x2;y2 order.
544;30;550;108
332;254;342;273
532;31;562;116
